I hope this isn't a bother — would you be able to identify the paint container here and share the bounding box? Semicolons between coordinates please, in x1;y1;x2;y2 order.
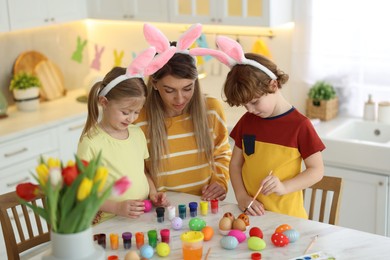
189;202;198;217
156;207;165;223
135;232;144;249
160;228;170;244
148;230;158;248
167;205;176;220
211;199;219;214
199;201;209;216
122;232;132;249
178;204;187;219
110;233;119;250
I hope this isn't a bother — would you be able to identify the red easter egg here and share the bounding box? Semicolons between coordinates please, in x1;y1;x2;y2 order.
249;227;263;239
271;232;289;247
275;224;292;233
144;199;152;213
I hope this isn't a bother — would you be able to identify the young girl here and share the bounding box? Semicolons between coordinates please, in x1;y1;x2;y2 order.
204;36;325;218
77;48;169;223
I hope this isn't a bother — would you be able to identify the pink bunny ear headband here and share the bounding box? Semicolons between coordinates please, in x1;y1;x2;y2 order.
142;23;202;73
99;46;159;97
190;36;277;80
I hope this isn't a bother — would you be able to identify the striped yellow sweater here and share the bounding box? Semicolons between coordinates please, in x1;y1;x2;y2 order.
135;96;231;196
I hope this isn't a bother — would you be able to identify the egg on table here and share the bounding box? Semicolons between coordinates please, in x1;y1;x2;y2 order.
232;218;246;231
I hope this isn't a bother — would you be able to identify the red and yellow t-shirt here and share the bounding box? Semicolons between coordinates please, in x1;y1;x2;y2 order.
230;108;325;218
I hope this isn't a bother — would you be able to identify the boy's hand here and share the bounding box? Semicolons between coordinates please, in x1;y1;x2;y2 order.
150;192;170;207
237;195;266;216
201;182;226;201
115;200;145;218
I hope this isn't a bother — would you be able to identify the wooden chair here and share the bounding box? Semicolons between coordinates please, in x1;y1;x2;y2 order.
303;176;343;225
0;191;50;260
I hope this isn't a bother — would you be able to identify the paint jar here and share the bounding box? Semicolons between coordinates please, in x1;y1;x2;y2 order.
178;204;187;219
107;255;119;260
122;232;132;249
110;233;119;250
251;252;262;260
188;202;198;217
156;207;165;223
199;201;208;216
93;233;106;249
181;231;204;260
148;230;158;248
210;199;219;214
160;229;170;244
135;232;144;249
167;205;176;220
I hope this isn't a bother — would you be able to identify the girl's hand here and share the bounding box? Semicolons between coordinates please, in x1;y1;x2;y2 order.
115;200;145;218
237;195;266;216
262;175;287;196
201;182;227;201
150;192;170;207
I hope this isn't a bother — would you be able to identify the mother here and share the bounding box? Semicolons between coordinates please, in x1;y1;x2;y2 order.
135;24;231;200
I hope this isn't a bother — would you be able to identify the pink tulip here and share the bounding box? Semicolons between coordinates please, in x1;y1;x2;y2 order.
112;176;131;196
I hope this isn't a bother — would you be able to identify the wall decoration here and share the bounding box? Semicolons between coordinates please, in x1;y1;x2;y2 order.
113;49;124;67
71;36;88;63
196;34;211;61
90;44;105;71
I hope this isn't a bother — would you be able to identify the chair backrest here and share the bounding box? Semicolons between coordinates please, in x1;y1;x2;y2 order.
303;176;343;225
0;191;50;260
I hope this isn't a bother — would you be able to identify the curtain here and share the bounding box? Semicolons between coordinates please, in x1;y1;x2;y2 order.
301;0;390;117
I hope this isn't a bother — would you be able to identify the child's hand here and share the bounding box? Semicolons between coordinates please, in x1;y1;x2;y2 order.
237;195;266;216
262;175;287;196
150;192;170;207
201;182;227;201
115;200;145;218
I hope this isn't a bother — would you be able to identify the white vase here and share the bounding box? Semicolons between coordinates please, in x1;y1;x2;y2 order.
13;87;40;111
42;227;105;260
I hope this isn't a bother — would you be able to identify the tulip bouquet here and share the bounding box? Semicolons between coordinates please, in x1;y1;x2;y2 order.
15;152;131;234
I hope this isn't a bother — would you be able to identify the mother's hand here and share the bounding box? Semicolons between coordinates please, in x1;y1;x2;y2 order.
201;182;227;201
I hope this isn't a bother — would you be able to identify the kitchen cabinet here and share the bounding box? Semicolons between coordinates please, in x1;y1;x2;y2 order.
57;117;86;163
0;0;9;32
168;0;292;27
325;165;389;236
7;0;87;31
88;0;169;22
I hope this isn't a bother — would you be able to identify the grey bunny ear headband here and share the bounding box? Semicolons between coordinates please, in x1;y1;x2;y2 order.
190;35;277;80
99;47;160;97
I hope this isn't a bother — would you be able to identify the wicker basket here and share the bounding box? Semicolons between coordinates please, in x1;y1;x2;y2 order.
306;98;338;121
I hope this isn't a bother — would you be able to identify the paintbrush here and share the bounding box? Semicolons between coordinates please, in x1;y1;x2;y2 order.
304;235;318;254
243;171;272;213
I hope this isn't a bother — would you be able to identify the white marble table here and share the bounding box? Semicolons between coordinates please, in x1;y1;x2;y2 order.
88;192;390;260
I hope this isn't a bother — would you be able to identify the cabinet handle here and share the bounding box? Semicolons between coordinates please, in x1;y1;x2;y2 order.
379;181;384;186
68;124;84;131
7;176;30;188
4;147;28;158
44;18;49;22
217;18;222;23
50;17;55;22
211;18;216;22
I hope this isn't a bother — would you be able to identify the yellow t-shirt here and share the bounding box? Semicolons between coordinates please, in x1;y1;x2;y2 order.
77;125;150;201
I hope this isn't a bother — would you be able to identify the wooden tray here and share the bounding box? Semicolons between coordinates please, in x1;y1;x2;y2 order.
14;51;48;75
33;60;65;101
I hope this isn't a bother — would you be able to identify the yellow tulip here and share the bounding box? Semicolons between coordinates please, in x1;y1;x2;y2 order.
47;158;61;168
77;178;93;201
94;167;108;192
36;164;49;185
66;160;75;167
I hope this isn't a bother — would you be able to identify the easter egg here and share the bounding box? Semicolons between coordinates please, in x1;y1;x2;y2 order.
220;236;239;249
171;217;183;230
156;242;170;257
275;224;292;233
143;199;152;213
283;229;300;243
189;218;206;231
124;250;140;260
247;236;266;251
202;226;214;241
232;218;246;231
237;213;250;226
219;217;233;231
140;245;154;259
228;229;246;243
249;227;263;239
223;212;235;222
271;232;289;247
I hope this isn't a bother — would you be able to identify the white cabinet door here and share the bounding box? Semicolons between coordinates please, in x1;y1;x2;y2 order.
325;166;389;236
57;117;86;163
0;0;9;32
7;0;86;31
168;0;292;27
88;0;168;22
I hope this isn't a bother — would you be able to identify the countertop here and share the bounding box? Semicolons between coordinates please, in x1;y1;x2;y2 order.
0;89;88;143
27;191;390;260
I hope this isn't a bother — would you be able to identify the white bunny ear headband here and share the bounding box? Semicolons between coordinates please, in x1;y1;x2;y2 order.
142;23;202;73
190;36;277;80
99;46;159;97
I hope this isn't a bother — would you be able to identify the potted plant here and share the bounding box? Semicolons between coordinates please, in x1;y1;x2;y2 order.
306;81;338;121
9;72;41;111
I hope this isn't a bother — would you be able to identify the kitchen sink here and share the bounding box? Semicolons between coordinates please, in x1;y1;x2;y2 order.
326;120;390;144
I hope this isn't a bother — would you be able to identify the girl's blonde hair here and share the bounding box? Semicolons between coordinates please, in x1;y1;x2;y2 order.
80;67;147;141
223;53;289;106
145;53;214;179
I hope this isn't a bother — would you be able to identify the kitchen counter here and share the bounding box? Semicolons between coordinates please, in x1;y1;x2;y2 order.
0;89;88;143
